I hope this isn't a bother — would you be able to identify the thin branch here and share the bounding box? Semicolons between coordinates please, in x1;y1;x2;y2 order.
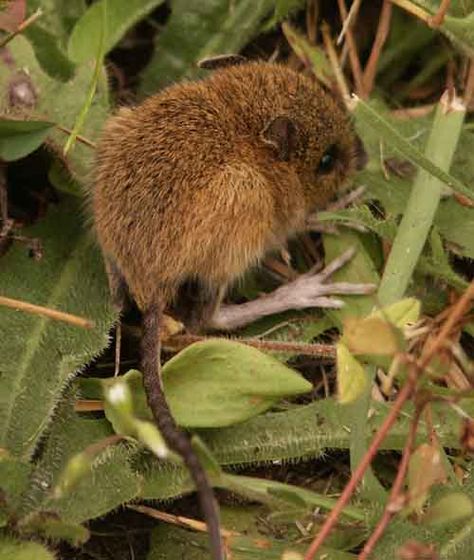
303;377;415;560
0;295;95;329
428;0;451;27
358;401;425;559
336;0;366;97
0;8;42;49
337;0;363;45
128;505;239;538
165;334;336;359
56;124;96;149
321;23;351;103
363;0;393;96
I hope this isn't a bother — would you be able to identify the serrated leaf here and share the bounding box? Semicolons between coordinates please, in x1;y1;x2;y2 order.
422;492;474;527
0;118;55;160
139;0;274;96
0;537;55;560
19;514;89;546
25;396;140;524
0;197;116;459
68;0;165;63
337;343;368;404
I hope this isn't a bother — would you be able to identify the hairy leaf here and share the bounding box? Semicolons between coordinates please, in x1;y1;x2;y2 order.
0;196;115;459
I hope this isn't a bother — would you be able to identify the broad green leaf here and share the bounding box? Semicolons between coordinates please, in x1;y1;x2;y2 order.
0;197;116;459
0;454;31;515
423;492;474;527
106;341;312;428
27;0;87;41
68;0;165;63
163;339;312;427
336;343;368;404
0;119;55;160
0;538;55;560
139;0;274;96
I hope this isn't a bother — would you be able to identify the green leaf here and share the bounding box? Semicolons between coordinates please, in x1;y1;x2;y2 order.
222;473;365;521
423;492;474;527
107;341;312;428
0;197;116;459
0;35;109;187
0;119;55;161
163;339;312;427
24;395;141;524
0;454;31;515
343;317;404;356
0;537;55;560
24;25;75;81
336;343;369;404
68;0;165;63
353;96;472;201
19;514;89;546
371;298;421;328
139;0;274;96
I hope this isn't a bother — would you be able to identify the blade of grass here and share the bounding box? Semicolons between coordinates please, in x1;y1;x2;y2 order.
63;0;107;156
351;90;466;500
378;91;466;304
352;95;473;201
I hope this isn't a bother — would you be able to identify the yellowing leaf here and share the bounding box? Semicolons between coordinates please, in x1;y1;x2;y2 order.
407;443;447;513
343;316;402;355
371;298;421;328
337;343;368;404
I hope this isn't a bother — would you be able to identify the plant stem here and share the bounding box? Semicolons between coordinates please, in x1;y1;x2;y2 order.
378;90;465;305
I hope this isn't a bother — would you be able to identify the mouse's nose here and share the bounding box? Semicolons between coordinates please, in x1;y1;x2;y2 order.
355;136;368;170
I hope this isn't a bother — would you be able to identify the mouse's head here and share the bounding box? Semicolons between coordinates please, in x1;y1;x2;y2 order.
260;76;366;214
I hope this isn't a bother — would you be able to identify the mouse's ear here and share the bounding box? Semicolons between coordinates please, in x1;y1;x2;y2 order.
198;54;247;70
261;116;298;162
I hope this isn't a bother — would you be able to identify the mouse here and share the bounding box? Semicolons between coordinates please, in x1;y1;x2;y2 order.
92;58;367;560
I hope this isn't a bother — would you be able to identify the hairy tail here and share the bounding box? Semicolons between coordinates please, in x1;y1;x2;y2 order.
141;304;224;560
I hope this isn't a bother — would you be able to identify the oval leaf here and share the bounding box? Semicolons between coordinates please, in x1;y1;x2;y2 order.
0;119;55;161
163;339;312;427
337;342;368;404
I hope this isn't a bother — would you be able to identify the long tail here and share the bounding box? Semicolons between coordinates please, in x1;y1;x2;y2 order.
141;304;224;560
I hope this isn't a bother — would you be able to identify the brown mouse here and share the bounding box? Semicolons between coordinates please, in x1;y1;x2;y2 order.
92;59;366;560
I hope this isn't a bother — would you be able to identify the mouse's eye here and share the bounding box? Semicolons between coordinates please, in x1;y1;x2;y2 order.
317;144;338;174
